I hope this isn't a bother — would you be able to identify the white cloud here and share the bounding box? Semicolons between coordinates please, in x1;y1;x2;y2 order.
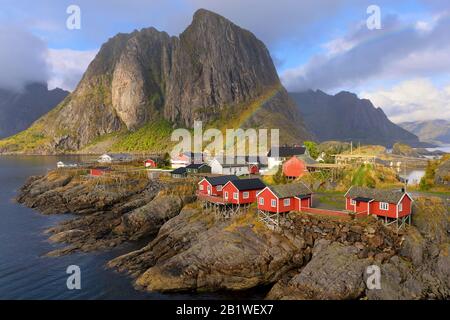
281;13;450;92
46;49;97;91
0;25;49;91
361;78;450;123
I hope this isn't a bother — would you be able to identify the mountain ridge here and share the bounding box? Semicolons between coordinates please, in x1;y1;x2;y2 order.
0;9;311;154
0;83;68;139
290;89;427;147
399;120;450;146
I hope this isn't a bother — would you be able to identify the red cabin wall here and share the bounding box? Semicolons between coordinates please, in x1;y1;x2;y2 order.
145;160;156;167
398;195;412;217
257;188;279;213
369;201;397;218
282;157;307;178
298;197;311;210
90;169;106;176
249;165;259;174
222;184;260;204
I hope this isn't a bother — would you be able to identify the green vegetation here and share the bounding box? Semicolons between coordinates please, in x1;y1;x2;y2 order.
304;141;319;159
337;163;401;190
110;120;174;152
316;192;345;210
317;141;350;163
419;154;450;192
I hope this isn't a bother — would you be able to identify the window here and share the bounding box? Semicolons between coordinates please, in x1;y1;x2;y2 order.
233;192;239;200
207;186;211;194
379;202;389;210
284;198;290;206
243;192;249;199
398;203;403;212
217;185;222;191
224;191;228;199
271;199;277;208
350;199;356;205
259;197;264;205
199;185;204;191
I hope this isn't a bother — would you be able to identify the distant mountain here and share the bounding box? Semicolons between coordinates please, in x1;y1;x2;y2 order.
290;90;425;147
0;83;68;139
399;120;450;146
0;9;311;154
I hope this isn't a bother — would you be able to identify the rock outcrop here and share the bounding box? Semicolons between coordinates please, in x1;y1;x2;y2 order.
17;169;191;256
1;9;311;153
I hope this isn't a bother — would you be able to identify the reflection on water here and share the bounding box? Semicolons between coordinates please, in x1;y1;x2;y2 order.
398;169;425;185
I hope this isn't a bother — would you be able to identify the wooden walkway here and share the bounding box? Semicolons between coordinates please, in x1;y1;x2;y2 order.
196;192;225;204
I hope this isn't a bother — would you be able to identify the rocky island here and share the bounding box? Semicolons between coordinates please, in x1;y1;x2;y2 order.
17;168;450;299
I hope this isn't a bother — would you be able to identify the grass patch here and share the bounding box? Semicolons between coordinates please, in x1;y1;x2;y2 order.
110;120;174;152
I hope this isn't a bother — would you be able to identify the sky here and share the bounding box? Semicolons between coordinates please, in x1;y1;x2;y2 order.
0;0;449;123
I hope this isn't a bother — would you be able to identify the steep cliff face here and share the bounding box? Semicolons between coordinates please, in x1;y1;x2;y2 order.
290;90;423;147
1;9;310;153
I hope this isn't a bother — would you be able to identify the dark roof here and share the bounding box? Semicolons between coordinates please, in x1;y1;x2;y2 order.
296;154;317;165
171;167;187;174
267;183;312;198
268;146;306;157
346;186;407;204
353;196;373;202
229;178;266;191
205;175;239;186
186;163;209;169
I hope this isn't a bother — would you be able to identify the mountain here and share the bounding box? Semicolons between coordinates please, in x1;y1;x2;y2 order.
0;83;68;139
290;90;424;147
0;9;311;154
399;120;450;146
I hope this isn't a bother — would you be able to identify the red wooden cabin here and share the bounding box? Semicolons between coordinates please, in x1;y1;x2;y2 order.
198;175;239;197
345;186;413;218
90;167;110;177
222;178;266;205
282;155;316;178
257;182;312;213
249;164;259;175
144;159;157;168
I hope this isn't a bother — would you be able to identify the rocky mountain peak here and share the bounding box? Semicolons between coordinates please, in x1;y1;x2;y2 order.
0;9;311;153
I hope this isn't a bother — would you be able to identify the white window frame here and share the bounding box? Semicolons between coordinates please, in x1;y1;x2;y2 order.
243;191;249;199
207;185;211;194
199;185;204;191
379;202;389;210
233;192;239;200
224;191;228;199
350;199;356;205
271;199;277;208
259;197;264;205
398;203;403;212
216;185;222;191
283;198;290;206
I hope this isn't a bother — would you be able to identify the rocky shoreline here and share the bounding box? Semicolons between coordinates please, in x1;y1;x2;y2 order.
17;169;450;299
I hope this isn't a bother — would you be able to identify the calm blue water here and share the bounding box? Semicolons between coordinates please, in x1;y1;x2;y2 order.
0;155;254;300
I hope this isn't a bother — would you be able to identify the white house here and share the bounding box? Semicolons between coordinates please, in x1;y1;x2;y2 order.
57;161;78;168
98;153;132;163
170;152;204;169
209;158;249;176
